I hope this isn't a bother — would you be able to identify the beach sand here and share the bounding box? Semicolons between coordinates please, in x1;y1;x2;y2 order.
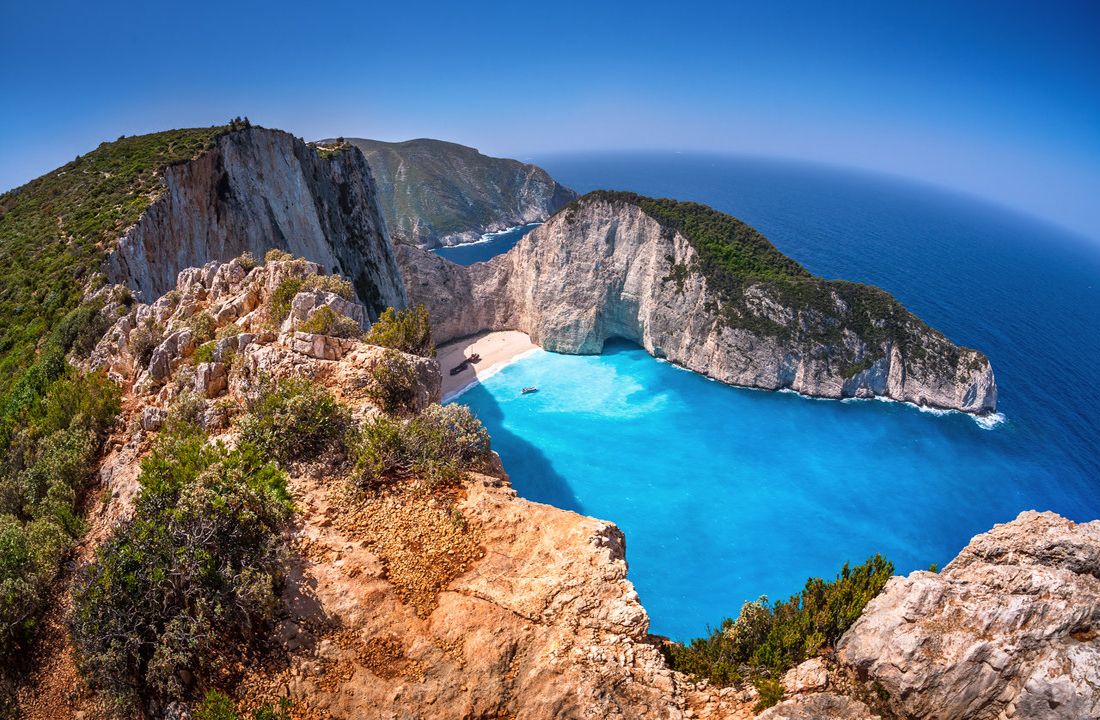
439;330;538;400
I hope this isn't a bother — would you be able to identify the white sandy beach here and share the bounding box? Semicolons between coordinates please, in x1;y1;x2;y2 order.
439;330;538;400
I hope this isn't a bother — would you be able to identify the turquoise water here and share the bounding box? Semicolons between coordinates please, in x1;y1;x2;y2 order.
452;153;1100;641
434;223;540;265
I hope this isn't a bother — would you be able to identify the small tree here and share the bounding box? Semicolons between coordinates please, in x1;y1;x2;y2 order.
364;306;435;358
364;349;418;414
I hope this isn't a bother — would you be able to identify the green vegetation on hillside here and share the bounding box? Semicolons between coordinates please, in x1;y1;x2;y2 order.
578;191;950;361
0;126;231;401
364;305;436;357
662;554;893;705
70;414;292;711
0;126;232;704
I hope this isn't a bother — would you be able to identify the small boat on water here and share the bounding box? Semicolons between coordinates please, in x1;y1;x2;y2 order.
521;386;538;395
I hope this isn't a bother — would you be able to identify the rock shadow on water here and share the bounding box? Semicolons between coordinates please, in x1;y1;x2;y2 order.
456;382;585;515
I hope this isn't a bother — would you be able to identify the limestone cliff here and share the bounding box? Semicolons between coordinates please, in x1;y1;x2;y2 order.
344;138;577;249
105;127;406;320
400;192;997;414
837;511;1100;720
20;257;1089;719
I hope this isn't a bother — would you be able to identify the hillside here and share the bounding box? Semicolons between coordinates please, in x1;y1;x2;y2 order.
398;191;997;413
340;138;577;248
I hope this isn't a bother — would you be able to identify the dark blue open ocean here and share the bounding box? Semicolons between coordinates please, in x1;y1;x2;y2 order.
450;152;1100;640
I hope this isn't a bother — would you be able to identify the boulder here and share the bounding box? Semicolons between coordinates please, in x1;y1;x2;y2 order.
837;511;1100;719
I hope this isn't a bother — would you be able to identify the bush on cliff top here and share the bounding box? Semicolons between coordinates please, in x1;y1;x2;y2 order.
299;305;360;338
238;376;351;463
662;554;893;687
70;422;291;711
364;348;420;414
354;403;492;490
364;305;435;358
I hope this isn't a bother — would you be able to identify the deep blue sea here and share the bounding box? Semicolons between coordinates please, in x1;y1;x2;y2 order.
450;153;1100;641
434;223;541;264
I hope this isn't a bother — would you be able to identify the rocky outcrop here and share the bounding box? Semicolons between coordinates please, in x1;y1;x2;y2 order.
837;511;1100;719
83;256;751;720
399;193;997;414
344;137;577;248
105;127;406;319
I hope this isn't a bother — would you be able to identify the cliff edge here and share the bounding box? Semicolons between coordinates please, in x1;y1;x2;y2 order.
105;127;407;319
400;191;997;414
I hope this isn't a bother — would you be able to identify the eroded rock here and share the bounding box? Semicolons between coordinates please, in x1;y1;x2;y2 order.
837;511;1100;719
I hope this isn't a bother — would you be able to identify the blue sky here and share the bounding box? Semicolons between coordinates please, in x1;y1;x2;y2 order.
2;1;1098;240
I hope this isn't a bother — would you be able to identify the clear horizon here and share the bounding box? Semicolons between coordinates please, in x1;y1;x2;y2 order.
2;0;1097;242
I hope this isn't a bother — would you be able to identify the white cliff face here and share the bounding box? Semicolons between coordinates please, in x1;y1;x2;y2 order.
837;511;1100;720
105;128;406;320
399;196;997;414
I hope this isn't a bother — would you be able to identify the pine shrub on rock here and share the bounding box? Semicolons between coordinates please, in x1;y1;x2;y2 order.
663;554;894;686
238;376;350;463
364;305;435;358
364;348;419;414
69;425;291;712
299;306;360;338
354;403;491;489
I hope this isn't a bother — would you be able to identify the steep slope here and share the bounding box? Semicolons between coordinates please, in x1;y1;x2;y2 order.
106;128;406;318
343;138;577;248
399;191;997;413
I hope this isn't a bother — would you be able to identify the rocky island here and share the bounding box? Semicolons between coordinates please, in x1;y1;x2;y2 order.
0;124;1087;719
399;191;997;414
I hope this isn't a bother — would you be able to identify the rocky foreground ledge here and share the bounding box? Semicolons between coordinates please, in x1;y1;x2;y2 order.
399;192;997;414
61;258;1089;718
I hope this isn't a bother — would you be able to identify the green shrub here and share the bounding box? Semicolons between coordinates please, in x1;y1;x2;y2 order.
364;305;435;358
69;429;291;711
364;349;419;414
354;403;491;489
0;370;119;685
196;690;239;720
216;322;244;340
268;278;302;324
754;677;785;711
263;248;293;263
662;555;893;686
236;251;258;271
187;311;216;343
301;273;355;300
129;321;163;366
238;377;350;463
299;306;360;338
193;340;216;365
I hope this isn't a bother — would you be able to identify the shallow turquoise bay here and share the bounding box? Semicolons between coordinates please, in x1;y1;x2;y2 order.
449;153;1100;641
456;344;1089;640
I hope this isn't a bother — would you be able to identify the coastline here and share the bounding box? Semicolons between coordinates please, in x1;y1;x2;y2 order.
439;330;540;401
436;222;542;250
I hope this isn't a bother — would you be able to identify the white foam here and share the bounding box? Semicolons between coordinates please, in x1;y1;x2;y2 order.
442;347;543;403
973;412;1007;430
438;223;543;250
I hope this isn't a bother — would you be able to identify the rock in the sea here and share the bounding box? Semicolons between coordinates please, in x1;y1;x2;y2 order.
399;192;996;414
837;511;1100;720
